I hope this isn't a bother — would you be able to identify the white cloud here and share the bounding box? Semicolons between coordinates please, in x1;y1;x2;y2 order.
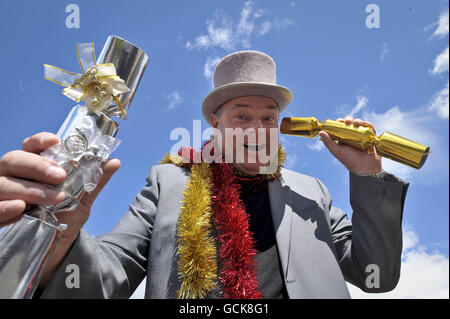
307;139;325;152
348;96;369;118
186;10;234;51
185;1;294;52
402;227;419;251
363;105;447;182
364;106;430;138
363;107;427;180
165;91;183;110
253;8;269;19
428;8;449;40
333;86;448;183
259;21;272;36
237;1;255;45
348;228;449;299
203;56;221;87
430;46;449;76
428;82;449;119
188;1;294;82
380;42;390;63
337;95;369;118
285;153;299;169
274;17;295;29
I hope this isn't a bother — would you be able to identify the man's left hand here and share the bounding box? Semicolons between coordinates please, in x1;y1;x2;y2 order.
319;116;382;176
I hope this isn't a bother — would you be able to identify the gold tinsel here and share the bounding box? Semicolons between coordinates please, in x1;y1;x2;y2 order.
265;143;286;179
159;153;189;166
175;162;217;299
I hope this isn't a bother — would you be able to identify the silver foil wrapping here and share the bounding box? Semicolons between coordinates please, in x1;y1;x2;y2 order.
0;36;148;298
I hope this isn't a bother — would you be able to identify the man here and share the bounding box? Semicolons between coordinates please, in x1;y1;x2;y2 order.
0;51;408;298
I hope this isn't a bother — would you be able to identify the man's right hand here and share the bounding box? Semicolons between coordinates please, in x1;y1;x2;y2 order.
0;132;121;287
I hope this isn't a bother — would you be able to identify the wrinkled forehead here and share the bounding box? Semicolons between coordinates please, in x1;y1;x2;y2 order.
221;96;279;112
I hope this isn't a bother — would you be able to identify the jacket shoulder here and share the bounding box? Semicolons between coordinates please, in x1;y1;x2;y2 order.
145;162;190;184
279;168;331;210
152;162;189;174
280;167;318;184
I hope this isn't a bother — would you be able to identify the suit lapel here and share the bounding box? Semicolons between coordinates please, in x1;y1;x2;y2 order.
268;175;295;283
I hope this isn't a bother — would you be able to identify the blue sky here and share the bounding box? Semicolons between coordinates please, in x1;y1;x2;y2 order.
0;1;448;298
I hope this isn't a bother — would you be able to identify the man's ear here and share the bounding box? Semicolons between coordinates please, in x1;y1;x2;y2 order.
210;113;219;128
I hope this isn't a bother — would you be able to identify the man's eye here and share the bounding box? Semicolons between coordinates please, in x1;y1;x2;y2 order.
236;114;248;120
265;116;275;122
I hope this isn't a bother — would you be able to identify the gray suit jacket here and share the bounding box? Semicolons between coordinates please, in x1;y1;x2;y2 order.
40;164;409;299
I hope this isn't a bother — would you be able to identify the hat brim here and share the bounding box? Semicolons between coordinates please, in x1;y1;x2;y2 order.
202;82;293;125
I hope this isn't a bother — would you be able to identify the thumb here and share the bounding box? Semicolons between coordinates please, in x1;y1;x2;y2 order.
80;158;121;208
319;131;341;156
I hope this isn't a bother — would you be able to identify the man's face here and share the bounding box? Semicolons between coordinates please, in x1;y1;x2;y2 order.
209;95;279;176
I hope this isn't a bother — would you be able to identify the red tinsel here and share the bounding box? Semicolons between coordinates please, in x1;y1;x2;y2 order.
211;162;262;299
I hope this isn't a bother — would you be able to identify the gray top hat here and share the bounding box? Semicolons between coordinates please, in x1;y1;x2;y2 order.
202;50;293;125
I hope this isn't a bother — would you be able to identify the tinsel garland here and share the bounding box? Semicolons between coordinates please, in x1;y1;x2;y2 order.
160;140;286;299
211;162;262;298
175;162;217;298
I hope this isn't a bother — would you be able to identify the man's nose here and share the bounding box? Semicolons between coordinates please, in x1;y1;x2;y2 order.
249;118;265;129
245;122;267;142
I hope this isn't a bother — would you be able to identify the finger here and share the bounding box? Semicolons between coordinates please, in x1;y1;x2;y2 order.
0;176;66;205
353;118;363;127
22;132;60;154
0;199;26;224
319;131;342;157
80;159;121;207
344;116;354;125
0;150;66;185
362;121;376;133
336;118;345;123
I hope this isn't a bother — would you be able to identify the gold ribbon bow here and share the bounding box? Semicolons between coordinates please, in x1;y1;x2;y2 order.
44;43;130;118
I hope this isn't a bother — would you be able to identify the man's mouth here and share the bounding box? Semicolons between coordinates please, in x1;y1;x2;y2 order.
243;143;266;151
